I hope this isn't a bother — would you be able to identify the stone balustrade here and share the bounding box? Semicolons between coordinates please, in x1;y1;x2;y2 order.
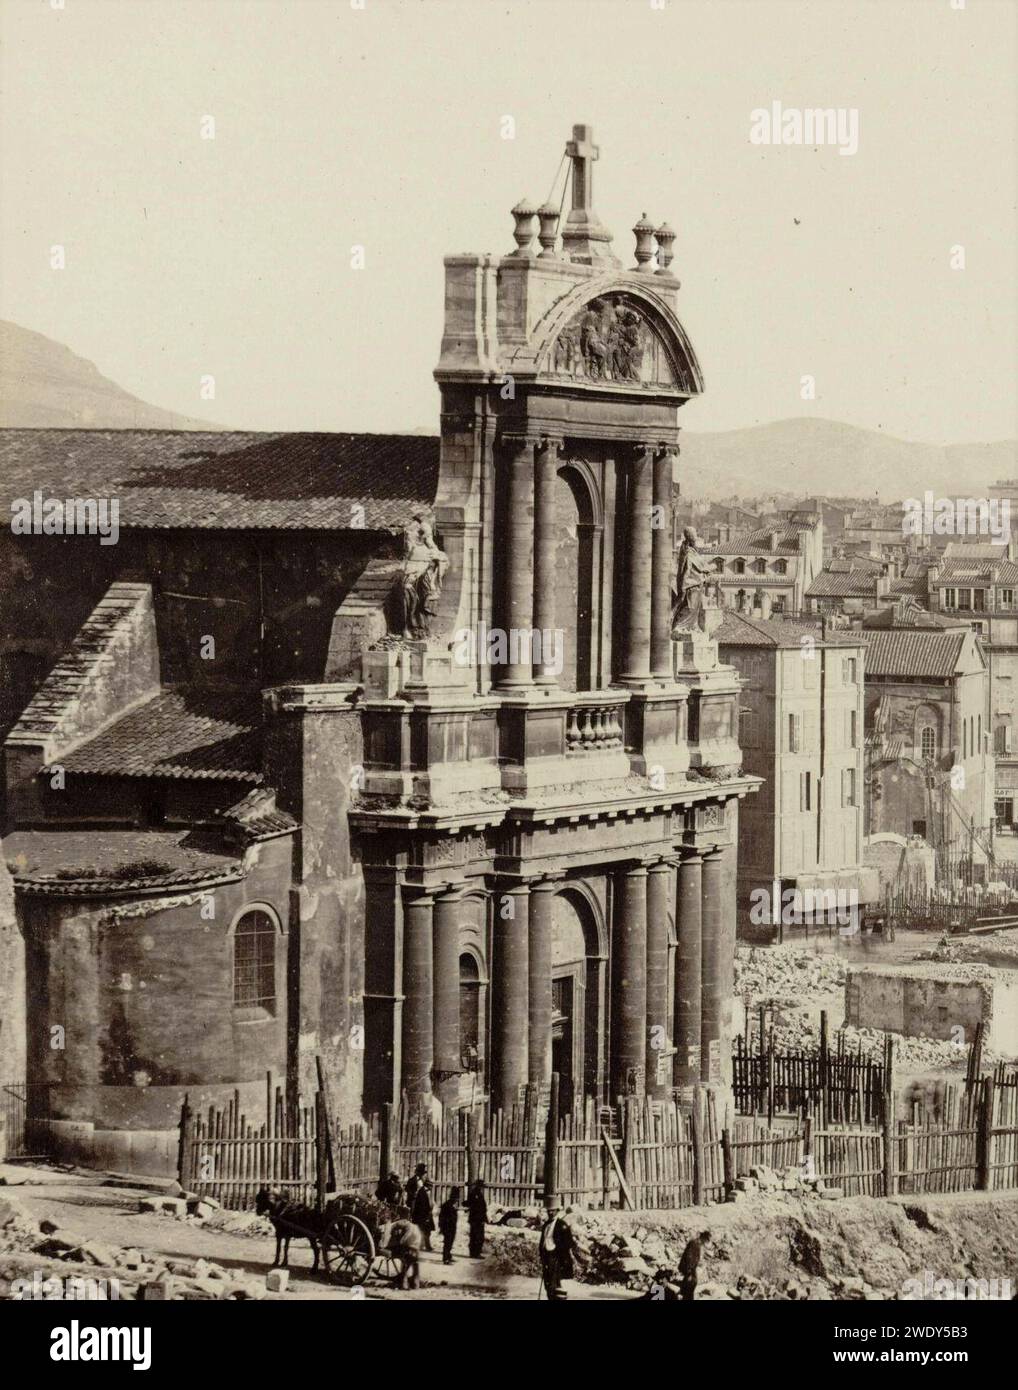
565;697;626;753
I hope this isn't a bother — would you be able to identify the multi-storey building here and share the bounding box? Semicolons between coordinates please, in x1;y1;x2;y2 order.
717;613;873;927
860;602;994;868
708;514;824;618
926;553;1018;835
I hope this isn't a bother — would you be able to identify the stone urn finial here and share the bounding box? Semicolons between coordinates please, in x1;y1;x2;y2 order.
511;199;539;257
655;221;677;278
537;202;560;258
633;212;657;271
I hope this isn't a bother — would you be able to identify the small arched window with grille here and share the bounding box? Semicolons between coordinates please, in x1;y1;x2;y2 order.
920;726;937;762
233;909;277;1014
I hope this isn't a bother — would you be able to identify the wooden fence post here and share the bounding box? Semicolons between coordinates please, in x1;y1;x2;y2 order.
977;1076;995;1191
177;1095;193;1190
466;1106;478;1188
880;1033;896;1197
544;1073;560;1206
315;1094;328;1212
721;1126;734;1199
691;1087;705;1207
380;1101;393;1187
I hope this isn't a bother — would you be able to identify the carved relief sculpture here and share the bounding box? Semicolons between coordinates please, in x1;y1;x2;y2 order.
549;294;679;387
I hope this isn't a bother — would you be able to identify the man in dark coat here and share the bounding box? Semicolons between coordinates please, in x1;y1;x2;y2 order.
406;1165;435;1251
438;1186;460;1265
539;1204;580;1301
678;1231;712;1301
466;1178;488;1258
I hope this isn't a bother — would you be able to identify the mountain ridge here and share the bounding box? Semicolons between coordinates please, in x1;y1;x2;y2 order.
2;320;1014;500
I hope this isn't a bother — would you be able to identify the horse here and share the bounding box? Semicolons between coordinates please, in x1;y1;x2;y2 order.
255;1186;328;1271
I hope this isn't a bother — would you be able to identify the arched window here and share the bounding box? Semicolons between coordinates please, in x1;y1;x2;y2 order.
713;557;725;573
733;558;746;575
774;559;788;575
459;953;481;1072
920;726;937;762
233;909;277;1014
753;557;767;574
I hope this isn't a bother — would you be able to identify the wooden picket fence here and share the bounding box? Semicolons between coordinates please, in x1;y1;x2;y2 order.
733;1012;886;1124
178;1054;1018;1212
1;1081;28;1160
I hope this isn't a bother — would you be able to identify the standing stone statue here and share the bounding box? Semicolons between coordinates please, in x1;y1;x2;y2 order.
401;514;449;640
671;526;711;633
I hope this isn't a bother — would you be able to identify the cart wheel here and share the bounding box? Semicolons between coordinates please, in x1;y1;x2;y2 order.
375;1249;402;1283
321;1214;375;1285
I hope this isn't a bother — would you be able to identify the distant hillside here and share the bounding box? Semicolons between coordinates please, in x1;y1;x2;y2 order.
3;323;1013;502
0;320;221;430
678;418;1018;503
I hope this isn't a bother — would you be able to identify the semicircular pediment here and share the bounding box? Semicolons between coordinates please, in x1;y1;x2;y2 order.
533;285;703;396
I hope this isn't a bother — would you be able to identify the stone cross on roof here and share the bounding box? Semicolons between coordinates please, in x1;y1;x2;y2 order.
566;123;599;212
560;123;619;267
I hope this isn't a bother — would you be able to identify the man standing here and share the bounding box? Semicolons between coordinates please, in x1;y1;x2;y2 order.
466;1178;488;1258
438;1187;460;1265
539;1204;580;1301
407;1166;435;1252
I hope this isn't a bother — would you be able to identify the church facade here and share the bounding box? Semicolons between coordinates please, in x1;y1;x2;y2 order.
0;128;756;1172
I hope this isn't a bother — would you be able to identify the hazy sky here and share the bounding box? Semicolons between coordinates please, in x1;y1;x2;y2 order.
1;0;1015;443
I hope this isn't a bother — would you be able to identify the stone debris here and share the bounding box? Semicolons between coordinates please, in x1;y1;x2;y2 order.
0;1191;276;1301
735;946;846;1008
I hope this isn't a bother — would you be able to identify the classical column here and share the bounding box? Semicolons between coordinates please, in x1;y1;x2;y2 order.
674;850;702;1091
491;882;530;1109
533;439;560;686
651;447;675;678
646;859;673;1097
620;445;654;682
529;879;556;1087
700;850;725;1086
611;863;648;1097
401;891;434;1100
499;436;535;689
433;889;462;1107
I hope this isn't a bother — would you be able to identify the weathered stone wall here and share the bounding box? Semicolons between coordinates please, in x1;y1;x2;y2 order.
0;859;26;1155
263;689;365;1125
18;834;293;1172
0;528;387;747
845;963;1018;1054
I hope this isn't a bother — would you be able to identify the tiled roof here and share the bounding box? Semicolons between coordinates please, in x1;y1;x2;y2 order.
4;828;244;896
862;601;967;631
219;787;298;842
52;688;263;782
860;630;967;679
710;520;815;556
933;556;1018;585
0;430;440;531
716;611;862;648
806;570;878;598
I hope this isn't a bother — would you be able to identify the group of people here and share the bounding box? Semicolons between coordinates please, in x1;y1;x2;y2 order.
376;1164;489;1278
375;1166;592;1300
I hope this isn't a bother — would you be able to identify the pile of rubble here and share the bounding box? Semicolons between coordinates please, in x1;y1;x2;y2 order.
135;1189;272;1239
767;1017;996;1071
0;1191;274;1301
735;946;846;1010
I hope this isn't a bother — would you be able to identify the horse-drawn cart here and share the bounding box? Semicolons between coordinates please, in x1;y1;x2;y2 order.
318;1208;405;1285
257;1187;412;1287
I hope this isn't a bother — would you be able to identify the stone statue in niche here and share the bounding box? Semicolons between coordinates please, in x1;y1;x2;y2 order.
401;513;449;640
550;295;656;384
671;526;713;633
